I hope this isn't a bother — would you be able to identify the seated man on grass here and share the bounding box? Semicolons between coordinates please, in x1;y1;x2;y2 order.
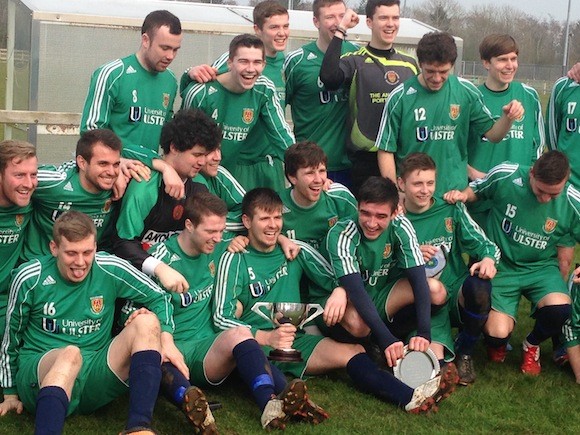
0;211;177;434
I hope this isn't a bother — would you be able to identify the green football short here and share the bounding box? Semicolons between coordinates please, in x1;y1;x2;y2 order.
262;332;326;378
234;156;286;192
178;332;226;387
491;264;569;319
17;341;127;415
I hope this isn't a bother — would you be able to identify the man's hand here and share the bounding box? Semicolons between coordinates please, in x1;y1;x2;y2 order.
124;307;153;326
188;65;218;83
161;332;189;379
419;244;438;263
470;257;497;280
467;165;486;182
443;189;468;204
112;174;129;201
278;234;301;260
408;336;430;353
120;158;151;182
0;394;23;416
384;341;404;367
227;235;249;253
323;287;347;326
155;262;189;293
502;99;524;121
153;159;185;199
339;8;360;30
567;62;580;82
572;265;580;284
263;324;297;349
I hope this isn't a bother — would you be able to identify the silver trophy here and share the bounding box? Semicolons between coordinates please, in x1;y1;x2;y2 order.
252;302;324;362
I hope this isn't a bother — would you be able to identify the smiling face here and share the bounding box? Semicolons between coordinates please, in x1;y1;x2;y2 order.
419;61;453;92
227;46;265;92
243;206;282;252
529;169;567;204
367;5;400;50
183;213;226;256
314;2;346;46
398;169;436;213
357;201;396;240
484;51;518;91
288;163;327;207
50;234;96;283
140;25;182;72
170;144;208;180
255;13;290;56
77;143;121;193
0;156;38;207
201;147;221;178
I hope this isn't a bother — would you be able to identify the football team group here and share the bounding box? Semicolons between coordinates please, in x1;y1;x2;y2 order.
0;0;579;433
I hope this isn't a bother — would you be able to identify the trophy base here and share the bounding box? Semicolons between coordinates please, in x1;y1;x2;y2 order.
268;348;303;362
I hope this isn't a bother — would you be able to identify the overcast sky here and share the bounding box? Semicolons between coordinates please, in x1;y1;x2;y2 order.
399;0;579;22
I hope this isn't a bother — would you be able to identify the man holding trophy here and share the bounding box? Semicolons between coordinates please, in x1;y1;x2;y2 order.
213;188;457;414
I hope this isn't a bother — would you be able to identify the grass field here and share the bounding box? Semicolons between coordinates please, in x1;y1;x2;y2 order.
1;296;578;435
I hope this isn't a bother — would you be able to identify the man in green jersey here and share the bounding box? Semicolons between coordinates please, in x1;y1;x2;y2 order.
283;0;358;186
21;129;121;262
146;192;327;430
214;188;458;414
0;140;37;339
183;1;291;192
320;0;419;194
398;153;500;385
376;31;524;197
279;141;357;250
81;10;186;200
563;267;580;384
182;34;293;180
316;176;452;365
114;109;220;294
193;146;246;238
0;211;177;434
444;150;579;375
467;34;544;230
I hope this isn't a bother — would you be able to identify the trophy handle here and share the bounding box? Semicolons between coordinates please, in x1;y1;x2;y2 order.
299;304;324;328
251;302;273;324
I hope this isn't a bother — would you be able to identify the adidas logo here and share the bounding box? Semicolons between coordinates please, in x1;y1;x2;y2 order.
365;58;374;63
406;87;417;95
42;275;56;286
63;182;74;192
170;253;181;263
307;52;317;60
513;177;523;187
126;65;137;74
208;86;218;95
570;81;580;87
282;205;291;214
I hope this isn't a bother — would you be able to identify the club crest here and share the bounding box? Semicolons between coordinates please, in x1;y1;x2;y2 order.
449;104;460;120
242;108;254;124
90;296;104;315
445;217;453;233
543;217;557;234
173;205;184;220
209;260;216;277
383;243;392;259
385;70;400;85
328;216;338;228
162;93;170;109
102;199;112;213
15;214;24;227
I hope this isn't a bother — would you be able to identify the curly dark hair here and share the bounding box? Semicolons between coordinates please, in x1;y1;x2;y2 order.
160;109;221;154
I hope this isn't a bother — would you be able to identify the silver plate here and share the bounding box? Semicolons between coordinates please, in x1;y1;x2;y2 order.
393;346;440;389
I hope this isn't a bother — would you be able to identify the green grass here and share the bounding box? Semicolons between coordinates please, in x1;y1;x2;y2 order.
2;298;579;434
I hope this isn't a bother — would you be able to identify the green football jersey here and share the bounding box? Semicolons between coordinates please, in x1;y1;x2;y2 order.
468;82;544;172
22;161;115;261
193;166;245;235
404;198;500;293
1;252;173;395
81;54;177;166
181;77;293;172
283;41;358;171
149;236;227;342
470;162;580;271
317;215;424;304
376;75;495;195
546;77;580;186
279;183;358;249
213;242;335;335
